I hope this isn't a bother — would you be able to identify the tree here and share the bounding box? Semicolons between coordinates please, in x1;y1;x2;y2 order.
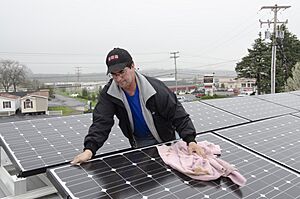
0;61;13;92
23;79;43;90
276;25;300;92
236;28;300;94
220;83;225;89
235;32;271;94
0;60;28;92
81;88;89;98
10;64;26;92
285;62;300;91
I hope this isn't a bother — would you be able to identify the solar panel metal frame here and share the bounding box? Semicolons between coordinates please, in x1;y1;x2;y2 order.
254;92;300;111
202;96;297;121
182;101;250;133
0;114;130;177
47;133;300;199
215;115;300;173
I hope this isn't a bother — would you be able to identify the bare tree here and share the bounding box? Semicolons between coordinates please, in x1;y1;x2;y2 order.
11;63;26;92
0;60;27;92
0;60;13;92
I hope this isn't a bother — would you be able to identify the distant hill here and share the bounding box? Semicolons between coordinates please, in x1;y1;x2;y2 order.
29;69;236;83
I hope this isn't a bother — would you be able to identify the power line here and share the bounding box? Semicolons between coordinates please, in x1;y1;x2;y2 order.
0;51;169;56
20;62;103;65
181;59;240;68
0;52;101;56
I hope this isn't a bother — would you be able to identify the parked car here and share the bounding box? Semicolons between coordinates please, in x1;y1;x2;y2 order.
192;89;205;98
177;96;186;103
195;93;205;98
70;93;79;97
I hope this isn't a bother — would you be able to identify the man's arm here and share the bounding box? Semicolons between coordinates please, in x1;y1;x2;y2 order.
71;91;115;165
71;149;93;165
157;83;206;157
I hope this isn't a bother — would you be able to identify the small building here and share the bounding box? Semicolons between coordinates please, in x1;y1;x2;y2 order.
218;77;256;94
203;74;215;96
20;91;49;114
168;85;197;94
0;93;21;116
0;91;49;116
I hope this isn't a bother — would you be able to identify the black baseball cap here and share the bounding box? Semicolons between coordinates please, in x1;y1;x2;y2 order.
106;48;133;75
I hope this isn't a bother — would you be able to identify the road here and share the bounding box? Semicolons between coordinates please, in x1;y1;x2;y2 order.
177;94;197;102
49;94;86;112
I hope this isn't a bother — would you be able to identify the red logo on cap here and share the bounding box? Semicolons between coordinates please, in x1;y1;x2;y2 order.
108;55;119;62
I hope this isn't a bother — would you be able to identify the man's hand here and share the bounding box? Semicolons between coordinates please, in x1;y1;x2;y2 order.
188;142;206;158
71;149;93;165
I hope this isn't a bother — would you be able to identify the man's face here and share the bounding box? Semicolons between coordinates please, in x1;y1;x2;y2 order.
110;64;135;89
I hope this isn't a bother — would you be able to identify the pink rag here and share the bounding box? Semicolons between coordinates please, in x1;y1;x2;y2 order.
156;140;247;186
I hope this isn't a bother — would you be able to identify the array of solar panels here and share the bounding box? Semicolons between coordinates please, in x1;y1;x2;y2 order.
216;115;300;173
182;102;249;132
202;95;297;121
48;133;300;199
1;91;300;198
0;100;252;177
0;114;130;176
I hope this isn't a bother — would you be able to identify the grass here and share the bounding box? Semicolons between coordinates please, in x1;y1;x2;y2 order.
48;106;78;116
193;94;229;101
200;95;228;100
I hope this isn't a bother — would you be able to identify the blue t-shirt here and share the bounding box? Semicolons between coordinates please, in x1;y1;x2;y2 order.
124;85;151;138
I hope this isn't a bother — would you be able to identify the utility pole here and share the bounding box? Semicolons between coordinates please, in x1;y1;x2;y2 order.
74;67;82;83
170;51;179;94
259;4;290;94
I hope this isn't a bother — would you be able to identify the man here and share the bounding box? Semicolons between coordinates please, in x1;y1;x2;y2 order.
71;48;204;165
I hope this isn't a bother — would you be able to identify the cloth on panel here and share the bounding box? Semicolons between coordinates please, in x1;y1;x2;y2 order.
156;140;246;186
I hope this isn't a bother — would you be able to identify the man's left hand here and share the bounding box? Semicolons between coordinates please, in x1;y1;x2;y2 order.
188;142;206;158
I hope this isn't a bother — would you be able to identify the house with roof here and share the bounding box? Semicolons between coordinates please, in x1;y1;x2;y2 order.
20;91;49;114
0;93;21;116
0;90;49;116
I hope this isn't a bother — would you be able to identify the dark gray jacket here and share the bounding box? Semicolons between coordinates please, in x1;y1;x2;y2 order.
84;72;196;155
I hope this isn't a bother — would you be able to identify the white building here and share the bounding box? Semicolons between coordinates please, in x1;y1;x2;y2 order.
0;93;21;116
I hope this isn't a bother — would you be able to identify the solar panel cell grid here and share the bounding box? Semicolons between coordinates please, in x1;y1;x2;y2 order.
202;96;297;121
182;101;249;133
215;115;300;173
47;133;300;199
293;112;300;118
255;92;300;110
0;114;130;176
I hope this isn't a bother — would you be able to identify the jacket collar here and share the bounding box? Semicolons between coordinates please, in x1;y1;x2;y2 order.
107;71;156;102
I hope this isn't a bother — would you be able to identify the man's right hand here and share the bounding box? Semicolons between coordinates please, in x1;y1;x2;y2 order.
71;149;93;165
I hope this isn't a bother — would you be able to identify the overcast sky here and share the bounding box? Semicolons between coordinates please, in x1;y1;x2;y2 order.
0;0;299;74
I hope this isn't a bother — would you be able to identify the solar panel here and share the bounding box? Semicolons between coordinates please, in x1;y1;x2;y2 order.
215;115;300;173
182;101;249;133
255;92;300;110
0;114;130;177
47;133;300;199
293;112;300;118
290;90;300;96
202;96;297;121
